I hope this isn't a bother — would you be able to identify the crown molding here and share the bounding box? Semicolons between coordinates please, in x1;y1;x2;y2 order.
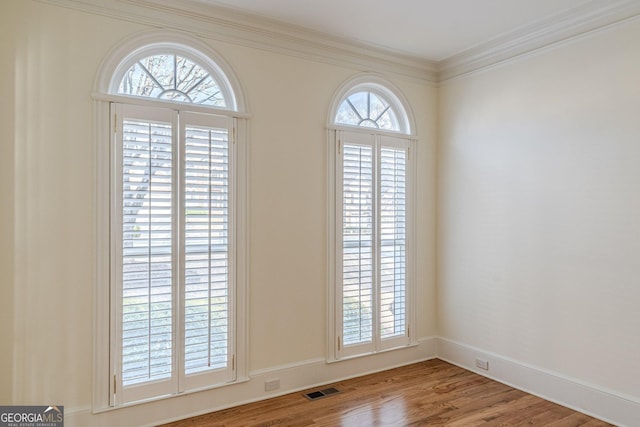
438;0;640;82
32;0;640;84
36;0;438;83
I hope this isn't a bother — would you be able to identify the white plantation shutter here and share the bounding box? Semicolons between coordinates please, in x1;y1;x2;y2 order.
115;105;177;403
336;131;411;359
378;136;409;350
341;141;374;349
121;117;174;386
113;105;234;404
181;112;234;390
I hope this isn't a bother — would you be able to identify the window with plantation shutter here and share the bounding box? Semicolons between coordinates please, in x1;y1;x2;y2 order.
328;77;415;361
112;105;238;404
97;39;247;408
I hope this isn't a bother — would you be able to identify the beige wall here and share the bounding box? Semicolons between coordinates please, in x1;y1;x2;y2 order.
1;0;437;421
6;1;126;410
10;0;638;423
438;20;640;399
220;48;438;368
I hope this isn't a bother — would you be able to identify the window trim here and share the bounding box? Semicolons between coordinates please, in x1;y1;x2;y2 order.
93;31;249;412
91;92;251;119
327;75;417;363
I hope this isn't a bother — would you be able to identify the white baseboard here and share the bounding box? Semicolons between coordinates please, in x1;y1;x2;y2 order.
66;337;437;427
437;337;640;427
67;336;638;427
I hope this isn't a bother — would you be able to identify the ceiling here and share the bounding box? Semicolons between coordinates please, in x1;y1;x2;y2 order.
198;0;591;61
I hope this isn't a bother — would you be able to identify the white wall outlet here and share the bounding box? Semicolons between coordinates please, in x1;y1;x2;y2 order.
475;358;489;371
265;379;280;392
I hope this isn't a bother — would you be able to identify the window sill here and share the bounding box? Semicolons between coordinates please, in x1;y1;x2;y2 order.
327;341;419;364
91;376;251;414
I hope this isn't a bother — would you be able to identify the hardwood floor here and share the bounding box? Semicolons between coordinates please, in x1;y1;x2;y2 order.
160;359;612;426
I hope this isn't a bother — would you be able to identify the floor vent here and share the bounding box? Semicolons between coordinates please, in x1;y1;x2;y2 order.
304;387;341;400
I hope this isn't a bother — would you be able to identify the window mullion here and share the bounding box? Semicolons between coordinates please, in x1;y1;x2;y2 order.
146;122;153;383
229;118;238;378
207;126;213;370
373;136;381;350
175;111;185;394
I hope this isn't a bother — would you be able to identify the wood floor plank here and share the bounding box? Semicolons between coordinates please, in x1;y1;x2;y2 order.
160;359;613;427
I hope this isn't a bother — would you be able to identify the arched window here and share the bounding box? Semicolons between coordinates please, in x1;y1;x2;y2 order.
94;31;248;409
335;90;400;130
104;37;244;111
328;75;416;361
330;77;413;134
116;53;228;106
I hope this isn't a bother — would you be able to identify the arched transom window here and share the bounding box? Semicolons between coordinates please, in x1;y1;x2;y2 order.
331;78;412;134
335;90;399;131
106;39;242;111
117;53;227;107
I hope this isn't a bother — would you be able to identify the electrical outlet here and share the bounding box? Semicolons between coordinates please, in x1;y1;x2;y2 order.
475;358;489;371
265;379;280;391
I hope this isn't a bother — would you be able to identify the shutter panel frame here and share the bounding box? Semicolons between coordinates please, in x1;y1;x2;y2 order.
113;103;179;404
179;111;236;391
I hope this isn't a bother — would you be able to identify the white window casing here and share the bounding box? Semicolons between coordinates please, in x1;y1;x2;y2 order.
94;32;248;411
327;74;417;362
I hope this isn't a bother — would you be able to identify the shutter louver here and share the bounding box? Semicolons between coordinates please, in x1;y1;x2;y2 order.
184;125;229;375
342;144;374;346
121;119;173;386
379;147;406;339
